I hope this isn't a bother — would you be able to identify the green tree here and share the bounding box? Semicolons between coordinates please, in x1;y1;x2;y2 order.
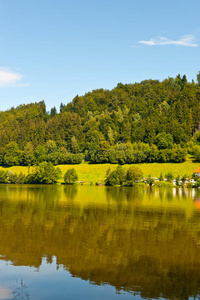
197;71;200;86
27;162;62;184
156;132;173;150
34;145;47;164
50;106;57;117
165;172;174;182
70;136;79;154
23;142;35;166
126;166;143;186
193;131;200;145
193;145;200;161
104;166;126;186
64;168;78;184
3;142;22;166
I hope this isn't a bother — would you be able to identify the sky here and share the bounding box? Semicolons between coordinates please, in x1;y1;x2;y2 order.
0;0;199;112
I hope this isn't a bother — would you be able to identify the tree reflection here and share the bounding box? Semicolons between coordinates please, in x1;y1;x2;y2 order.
11;280;29;300
0;185;200;300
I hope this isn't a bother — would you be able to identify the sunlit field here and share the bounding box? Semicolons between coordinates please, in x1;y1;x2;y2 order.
0;157;199;184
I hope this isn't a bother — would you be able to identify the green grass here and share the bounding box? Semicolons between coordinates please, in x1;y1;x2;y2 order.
0;158;199;183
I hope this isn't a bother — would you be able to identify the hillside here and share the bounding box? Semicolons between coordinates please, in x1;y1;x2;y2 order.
0;73;200;166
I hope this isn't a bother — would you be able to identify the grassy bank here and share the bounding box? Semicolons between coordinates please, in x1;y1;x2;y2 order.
0;158;199;184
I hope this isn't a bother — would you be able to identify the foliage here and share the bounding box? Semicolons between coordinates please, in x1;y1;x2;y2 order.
193;145;200;161
187;182;194;188
104;166;126;186
193;131;200;145
0;170;8;183
26;162;62;184
0;74;200;166
156;132;173;149
125;166;143;186
146;175;155;186
64;168;78;184
165;172;174;182
153;181;174;187
195;178;200;188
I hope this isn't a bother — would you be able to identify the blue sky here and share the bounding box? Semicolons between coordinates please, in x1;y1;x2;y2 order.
0;0;199;112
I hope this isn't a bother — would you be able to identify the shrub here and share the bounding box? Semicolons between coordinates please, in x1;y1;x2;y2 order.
165;172;174;182
146;175;154;186
186;182;194;188
195;178;200;188
153;181;174;187
0;170;7;183
27;161;62;184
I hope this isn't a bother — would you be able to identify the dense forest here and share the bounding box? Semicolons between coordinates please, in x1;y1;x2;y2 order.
1;73;200;166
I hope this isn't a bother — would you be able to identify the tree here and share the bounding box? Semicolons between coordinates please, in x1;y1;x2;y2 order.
34;145;47;164
60;102;65;112
70;136;79;154
197;71;200;86
165;172;174;182
156;132;173;150
193;131;200;145
64;168;78;184
126;166;143;186
27;162;62;184
23;142;35;166
104;166;126;186
193;145;200;161
3;142;22;166
50;106;57;117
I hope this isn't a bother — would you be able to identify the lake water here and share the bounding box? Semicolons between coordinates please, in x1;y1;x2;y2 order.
0;184;200;300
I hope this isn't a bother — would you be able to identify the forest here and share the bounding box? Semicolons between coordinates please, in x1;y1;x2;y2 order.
1;73;200;167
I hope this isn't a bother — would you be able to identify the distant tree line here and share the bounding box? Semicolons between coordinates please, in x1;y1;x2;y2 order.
0;73;200;165
85;141;186;164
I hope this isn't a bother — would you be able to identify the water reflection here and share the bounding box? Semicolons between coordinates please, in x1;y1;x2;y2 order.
0;185;200;300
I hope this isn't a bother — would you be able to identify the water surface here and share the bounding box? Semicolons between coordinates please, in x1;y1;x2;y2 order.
0;185;200;299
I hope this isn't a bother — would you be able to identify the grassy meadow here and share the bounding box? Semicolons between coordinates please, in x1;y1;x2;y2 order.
0;157;199;184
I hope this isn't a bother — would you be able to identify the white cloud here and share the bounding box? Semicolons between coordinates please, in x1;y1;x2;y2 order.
138;35;198;47
0;67;26;87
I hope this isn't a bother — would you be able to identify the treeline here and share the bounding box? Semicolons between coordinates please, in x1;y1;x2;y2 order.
0;73;200;166
0;140;186;167
0;140;83;166
86;141;186;164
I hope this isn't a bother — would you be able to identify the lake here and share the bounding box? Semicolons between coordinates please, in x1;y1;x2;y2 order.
0;184;200;300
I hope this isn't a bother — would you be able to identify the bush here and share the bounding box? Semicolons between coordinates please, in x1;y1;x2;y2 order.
195;178;200;188
146;176;154;186
64;168;78;184
153;181;174;187
186;182;194;188
0;170;8;183
27;161;62;184
7;171;18;183
165;172;174;182
104;166;126;186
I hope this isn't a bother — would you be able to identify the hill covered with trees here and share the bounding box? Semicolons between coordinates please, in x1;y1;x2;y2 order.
1;73;200;166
